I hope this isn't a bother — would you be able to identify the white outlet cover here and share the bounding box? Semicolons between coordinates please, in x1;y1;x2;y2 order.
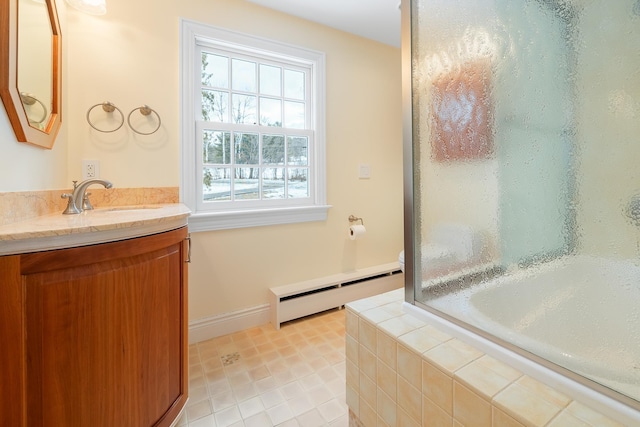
82;159;100;180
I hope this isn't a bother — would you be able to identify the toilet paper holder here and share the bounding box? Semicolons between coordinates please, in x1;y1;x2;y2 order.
348;215;364;225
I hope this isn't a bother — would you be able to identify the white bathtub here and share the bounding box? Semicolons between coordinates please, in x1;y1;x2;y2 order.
406;255;640;424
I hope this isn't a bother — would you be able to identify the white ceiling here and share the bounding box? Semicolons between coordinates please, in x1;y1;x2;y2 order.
246;0;402;47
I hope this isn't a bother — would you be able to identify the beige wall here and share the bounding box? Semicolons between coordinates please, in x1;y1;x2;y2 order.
0;0;403;321
0;117;68;191
177;1;403;320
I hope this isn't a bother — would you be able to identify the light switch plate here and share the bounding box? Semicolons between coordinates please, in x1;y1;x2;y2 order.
359;164;371;179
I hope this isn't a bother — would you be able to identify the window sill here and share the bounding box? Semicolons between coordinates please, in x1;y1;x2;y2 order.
187;205;332;232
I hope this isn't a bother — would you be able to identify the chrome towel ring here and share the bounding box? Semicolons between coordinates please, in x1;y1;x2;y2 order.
86;101;124;133
127;105;161;135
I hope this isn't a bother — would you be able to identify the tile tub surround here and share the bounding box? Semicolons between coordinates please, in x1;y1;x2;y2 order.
0;186;179;226
345;289;624;427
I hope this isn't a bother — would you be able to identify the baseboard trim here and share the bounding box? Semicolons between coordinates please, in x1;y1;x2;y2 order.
188;304;270;344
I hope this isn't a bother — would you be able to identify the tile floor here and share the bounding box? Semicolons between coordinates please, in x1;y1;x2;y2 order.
175;309;350;427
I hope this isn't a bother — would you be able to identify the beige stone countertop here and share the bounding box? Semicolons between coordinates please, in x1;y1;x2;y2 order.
0;203;191;256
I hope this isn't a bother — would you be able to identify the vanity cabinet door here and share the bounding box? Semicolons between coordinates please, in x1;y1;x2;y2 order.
19;227;188;427
0;255;24;427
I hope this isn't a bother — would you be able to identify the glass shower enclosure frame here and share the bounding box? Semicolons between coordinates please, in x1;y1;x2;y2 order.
403;0;640;412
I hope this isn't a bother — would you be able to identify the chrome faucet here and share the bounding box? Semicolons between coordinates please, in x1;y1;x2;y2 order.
62;178;113;214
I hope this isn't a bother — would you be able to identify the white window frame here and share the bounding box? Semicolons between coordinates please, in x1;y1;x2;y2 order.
180;19;330;232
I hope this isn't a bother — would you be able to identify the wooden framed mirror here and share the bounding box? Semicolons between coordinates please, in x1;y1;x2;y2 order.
0;0;62;149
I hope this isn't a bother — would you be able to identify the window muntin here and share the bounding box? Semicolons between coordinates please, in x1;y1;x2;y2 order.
181;20;327;231
197;45;313;209
199;123;310;204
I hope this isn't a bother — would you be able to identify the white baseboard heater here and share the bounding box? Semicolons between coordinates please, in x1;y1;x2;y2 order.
269;262;403;329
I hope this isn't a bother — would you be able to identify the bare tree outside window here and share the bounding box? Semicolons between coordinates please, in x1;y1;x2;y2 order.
199;48;312;202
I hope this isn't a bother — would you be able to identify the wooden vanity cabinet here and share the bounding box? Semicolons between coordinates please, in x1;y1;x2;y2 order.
0;227;189;427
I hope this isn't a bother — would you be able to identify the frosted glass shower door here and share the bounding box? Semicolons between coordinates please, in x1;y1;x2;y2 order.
495;1;574;267
410;0;573;281
407;0;640;409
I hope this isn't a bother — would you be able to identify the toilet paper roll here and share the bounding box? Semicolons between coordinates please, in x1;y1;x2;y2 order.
349;224;367;240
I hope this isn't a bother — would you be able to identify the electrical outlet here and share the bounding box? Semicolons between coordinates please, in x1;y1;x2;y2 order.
82;160;100;179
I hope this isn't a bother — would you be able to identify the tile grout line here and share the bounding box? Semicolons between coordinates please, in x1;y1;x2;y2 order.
178;309;349;427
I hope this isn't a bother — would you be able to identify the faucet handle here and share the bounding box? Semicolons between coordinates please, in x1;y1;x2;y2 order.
61;193;81;215
83;192;94;211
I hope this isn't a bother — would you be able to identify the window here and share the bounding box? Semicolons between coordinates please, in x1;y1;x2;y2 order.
181;20;329;231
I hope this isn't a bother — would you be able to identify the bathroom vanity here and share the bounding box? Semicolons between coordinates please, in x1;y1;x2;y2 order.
0;204;190;427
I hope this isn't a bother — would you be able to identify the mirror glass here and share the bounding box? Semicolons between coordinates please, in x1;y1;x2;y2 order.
0;0;61;149
18;0;53;130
